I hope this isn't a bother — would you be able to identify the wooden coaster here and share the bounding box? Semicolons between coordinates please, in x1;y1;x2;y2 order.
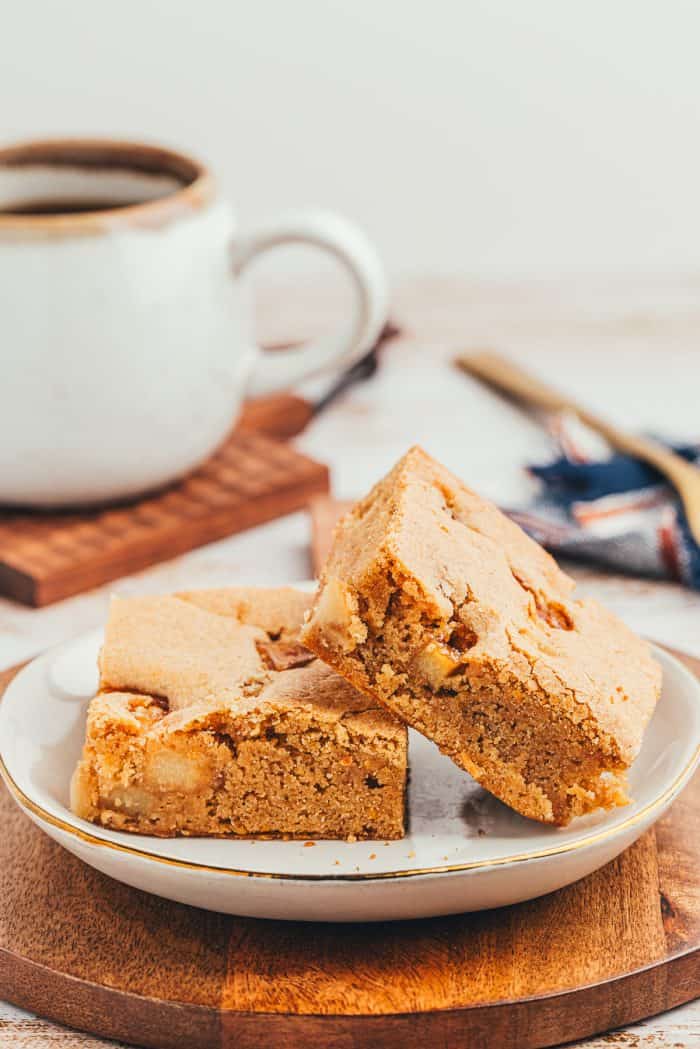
0;649;698;1049
236;392;314;441
0;431;328;607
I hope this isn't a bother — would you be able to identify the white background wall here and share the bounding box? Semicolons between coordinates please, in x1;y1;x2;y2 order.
3;0;700;278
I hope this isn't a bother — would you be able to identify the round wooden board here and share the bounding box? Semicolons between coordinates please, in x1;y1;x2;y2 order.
1;649;699;1049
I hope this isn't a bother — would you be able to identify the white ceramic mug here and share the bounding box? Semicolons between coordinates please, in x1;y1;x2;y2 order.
0;139;388;507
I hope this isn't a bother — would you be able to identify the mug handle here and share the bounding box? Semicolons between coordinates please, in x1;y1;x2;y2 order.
230;210;389;397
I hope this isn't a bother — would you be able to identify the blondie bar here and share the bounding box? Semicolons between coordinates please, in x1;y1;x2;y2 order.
302;447;661;825
71;587;407;839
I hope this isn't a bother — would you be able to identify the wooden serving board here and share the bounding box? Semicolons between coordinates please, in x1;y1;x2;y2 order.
0;654;699;1049
0;431;328;607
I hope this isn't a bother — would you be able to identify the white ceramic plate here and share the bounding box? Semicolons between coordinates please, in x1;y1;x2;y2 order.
1;603;699;922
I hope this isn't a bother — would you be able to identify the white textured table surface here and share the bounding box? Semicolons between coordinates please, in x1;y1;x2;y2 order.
1;276;699;1047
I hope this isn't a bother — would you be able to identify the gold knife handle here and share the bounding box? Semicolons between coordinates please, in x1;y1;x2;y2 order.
456;351;674;472
456;350;700;542
456;351;579;416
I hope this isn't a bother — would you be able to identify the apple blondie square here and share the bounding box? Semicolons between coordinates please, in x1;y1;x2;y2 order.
71;587;407;840
302;447;661;825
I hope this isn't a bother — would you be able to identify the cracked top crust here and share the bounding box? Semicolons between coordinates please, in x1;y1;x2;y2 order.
99;588;403;743
305;446;662;761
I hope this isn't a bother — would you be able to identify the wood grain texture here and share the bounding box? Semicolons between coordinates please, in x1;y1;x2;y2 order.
0;653;698;1049
0;433;328;608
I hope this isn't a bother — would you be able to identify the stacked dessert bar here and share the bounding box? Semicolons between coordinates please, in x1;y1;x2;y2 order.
73;448;661;839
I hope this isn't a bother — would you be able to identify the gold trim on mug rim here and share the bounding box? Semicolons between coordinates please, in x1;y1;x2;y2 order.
0;138;214;235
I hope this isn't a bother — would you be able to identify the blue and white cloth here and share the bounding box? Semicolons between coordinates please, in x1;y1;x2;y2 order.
507;414;700;590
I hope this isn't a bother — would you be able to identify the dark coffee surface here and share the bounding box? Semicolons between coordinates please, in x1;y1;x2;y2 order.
0;197;135;215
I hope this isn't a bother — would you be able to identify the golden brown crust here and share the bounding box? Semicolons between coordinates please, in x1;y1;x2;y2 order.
302;447;661;825
72;587;407;840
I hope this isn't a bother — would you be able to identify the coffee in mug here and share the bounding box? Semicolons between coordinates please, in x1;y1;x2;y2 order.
0;139;387;507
